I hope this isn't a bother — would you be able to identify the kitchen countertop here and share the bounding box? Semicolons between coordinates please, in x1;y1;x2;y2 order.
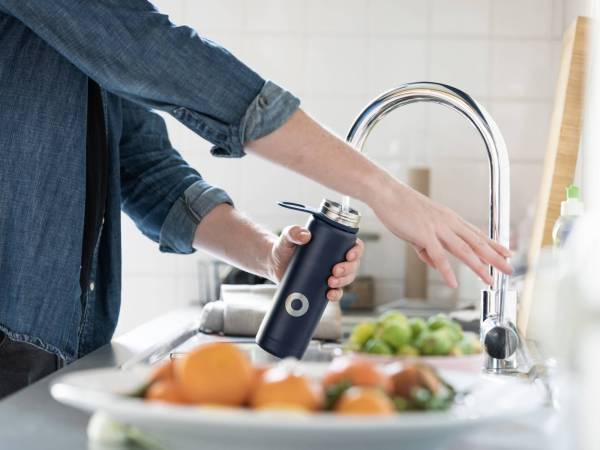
0;306;572;450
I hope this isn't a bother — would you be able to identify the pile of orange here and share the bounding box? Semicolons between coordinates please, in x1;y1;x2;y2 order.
144;342;439;416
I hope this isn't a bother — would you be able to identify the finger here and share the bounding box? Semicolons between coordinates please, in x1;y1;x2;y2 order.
440;231;493;285
327;288;343;302
414;246;436;268
346;239;365;261
328;273;356;288
332;260;359;277
426;239;458;288
455;226;513;275
459;219;512;258
280;225;311;248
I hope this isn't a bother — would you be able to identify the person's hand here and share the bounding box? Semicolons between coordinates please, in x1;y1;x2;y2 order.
370;180;513;288
268;225;364;301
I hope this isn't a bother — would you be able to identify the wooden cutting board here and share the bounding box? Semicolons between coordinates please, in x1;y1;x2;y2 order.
519;16;591;335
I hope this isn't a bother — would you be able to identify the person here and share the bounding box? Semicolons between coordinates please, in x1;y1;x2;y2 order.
0;1;512;398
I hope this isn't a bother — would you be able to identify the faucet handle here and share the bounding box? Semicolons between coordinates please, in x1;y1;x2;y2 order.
481;316;520;360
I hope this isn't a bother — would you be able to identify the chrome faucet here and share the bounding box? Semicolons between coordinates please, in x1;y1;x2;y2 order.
345;82;520;373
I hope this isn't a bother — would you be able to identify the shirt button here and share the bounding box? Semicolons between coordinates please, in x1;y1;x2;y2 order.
89;282;95;292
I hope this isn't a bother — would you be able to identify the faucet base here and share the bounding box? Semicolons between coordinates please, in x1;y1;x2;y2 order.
484;355;519;374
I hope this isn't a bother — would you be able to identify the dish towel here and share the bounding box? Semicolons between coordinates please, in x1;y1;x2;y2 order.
198;284;342;341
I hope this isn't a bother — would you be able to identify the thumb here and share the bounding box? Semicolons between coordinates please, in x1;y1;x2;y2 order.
280;225;311;248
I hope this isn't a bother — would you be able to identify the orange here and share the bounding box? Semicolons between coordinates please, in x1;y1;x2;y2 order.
248;365;269;400
149;360;174;384
322;357;392;393
146;380;187;405
175;342;253;406
390;364;442;398
250;366;322;412
334;387;395;416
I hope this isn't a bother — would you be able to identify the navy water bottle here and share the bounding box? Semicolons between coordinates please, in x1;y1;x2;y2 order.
256;199;360;359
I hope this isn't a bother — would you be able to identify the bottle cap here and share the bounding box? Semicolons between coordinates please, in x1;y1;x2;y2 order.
561;184;584;216
566;184;580;200
320;199;361;228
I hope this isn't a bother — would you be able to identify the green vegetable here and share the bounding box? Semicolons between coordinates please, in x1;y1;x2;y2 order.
449;346;463;356
346;311;478;358
349;321;376;347
324;380;352;410
411;384;455;411
448;322;463;343
378;310;408;326
393;366;457;411
363;337;393;355
392;396;409;412
427;314;450;330
427;314;463;343
416;329;455;355
458;334;481;355
396;344;419;357
376;320;411;351
408;317;427;341
410;386;432;406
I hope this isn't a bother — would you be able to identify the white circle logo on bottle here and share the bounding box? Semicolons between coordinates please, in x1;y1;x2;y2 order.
284;293;310;317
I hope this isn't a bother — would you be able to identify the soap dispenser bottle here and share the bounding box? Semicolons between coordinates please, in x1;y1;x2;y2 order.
552;184;584;249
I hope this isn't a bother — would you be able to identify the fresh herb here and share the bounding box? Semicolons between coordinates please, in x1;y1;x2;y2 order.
324;380;352;410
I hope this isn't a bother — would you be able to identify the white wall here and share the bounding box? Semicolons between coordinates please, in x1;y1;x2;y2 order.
116;0;586;335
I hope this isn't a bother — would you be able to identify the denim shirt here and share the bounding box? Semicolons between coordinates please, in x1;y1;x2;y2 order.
0;1;300;362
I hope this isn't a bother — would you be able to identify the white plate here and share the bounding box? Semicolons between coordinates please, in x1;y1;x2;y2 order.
51;364;546;450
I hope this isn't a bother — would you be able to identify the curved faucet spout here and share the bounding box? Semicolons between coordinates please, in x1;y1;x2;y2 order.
345;82;517;372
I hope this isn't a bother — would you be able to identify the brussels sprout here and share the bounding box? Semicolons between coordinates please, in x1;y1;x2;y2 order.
376;321;411;351
458;334;481;355
349;321;376;347
408;317;427;341
447;324;463;344
396;344;419;357
363;337;393;355
416;329;454;356
427;314;453;330
427;314;463;343
449;346;463;356
378;310;408;326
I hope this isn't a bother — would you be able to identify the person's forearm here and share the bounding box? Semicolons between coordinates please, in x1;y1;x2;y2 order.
245;109;398;207
192;204;277;281
246;108;513;289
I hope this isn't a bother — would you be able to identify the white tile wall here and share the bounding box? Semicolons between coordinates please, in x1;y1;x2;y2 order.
430;39;491;97
245;0;306;32
431;0;491;36
307;0;368;34
367;0;429;35
490;40;557;99
117;0;582;334
488;100;554;161
492;0;553;38
367;37;428;93
244;34;308;93
307;36;368;95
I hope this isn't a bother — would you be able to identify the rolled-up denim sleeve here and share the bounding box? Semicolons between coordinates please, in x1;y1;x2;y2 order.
212;81;300;158
120;100;232;254
159;182;232;254
0;0;300;157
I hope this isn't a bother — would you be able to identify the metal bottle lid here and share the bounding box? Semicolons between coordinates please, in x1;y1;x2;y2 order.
319;199;361;228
